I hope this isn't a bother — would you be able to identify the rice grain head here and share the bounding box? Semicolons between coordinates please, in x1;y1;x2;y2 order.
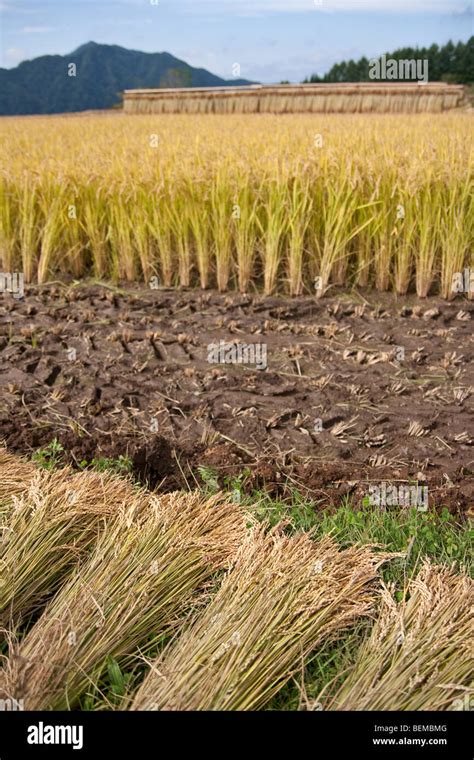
323;562;473;711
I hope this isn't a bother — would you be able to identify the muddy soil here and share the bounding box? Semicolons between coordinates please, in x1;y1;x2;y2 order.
0;284;472;512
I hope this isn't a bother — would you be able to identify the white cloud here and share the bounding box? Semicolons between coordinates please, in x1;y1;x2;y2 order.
2;46;26;64
22;26;56;33
0;1;37;12
181;0;466;13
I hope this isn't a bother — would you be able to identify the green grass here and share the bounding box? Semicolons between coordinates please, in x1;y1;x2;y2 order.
31;439;65;470
32;439;133;477
200;470;472;581
78;455;134;476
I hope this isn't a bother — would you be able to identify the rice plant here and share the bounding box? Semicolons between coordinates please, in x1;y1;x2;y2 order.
0;112;472;297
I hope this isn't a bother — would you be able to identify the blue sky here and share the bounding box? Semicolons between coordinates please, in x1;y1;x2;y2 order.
0;0;472;82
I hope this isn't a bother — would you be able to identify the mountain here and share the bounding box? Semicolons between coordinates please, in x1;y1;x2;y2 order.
0;42;254;116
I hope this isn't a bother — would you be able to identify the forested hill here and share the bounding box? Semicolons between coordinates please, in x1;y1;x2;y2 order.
0;41;254;116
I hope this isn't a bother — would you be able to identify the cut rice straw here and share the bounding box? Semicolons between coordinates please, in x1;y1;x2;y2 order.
131;527;392;711
0;491;247;710
0;445;36;505
1;467;144;629
323;562;474;711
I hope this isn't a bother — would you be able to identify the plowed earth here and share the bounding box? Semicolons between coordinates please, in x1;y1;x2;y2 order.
0;284;472;512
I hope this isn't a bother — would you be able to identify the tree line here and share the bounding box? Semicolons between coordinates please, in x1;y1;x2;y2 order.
304;37;474;84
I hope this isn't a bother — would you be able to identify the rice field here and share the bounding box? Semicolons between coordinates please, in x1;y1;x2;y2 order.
0;101;472;723
0;450;472;713
0;112;472;298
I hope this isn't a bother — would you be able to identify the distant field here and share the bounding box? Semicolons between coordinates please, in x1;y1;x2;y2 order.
0;112;472;297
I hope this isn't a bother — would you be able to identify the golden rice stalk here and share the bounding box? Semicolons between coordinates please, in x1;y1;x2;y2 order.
233;182;258;293
259;180;288;296
324;562;474;711
287;175;313;296
316;185;373;298
108;194;136;281
440;185;472;300
211;176;233;292
18;177;39;284
148;195;173;287
0;468;142;629
0;446;36;505
132;198;153;283
131;528;390;711
37;191;65;284
0;492;247;710
414;184;441;298
0;180;17;273
80;186;110;279
167;191;192;288
187;178;210;289
354;205;381;289
393;215;416;296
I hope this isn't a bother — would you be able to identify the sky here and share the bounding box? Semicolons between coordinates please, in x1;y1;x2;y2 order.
0;0;472;82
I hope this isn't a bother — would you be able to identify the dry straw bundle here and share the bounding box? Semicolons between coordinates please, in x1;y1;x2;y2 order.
324;562;473;711
123;84;466;116
0;492;247;710
1;467;143;629
132;528;390;711
0;446;36;504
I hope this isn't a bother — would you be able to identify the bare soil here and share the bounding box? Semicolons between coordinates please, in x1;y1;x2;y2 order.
0;283;472;512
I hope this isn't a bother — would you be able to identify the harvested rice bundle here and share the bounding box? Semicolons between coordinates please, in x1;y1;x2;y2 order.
0;446;36;505
0;492;247;710
0;468;143;628
132;528;389;711
324;562;473;711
